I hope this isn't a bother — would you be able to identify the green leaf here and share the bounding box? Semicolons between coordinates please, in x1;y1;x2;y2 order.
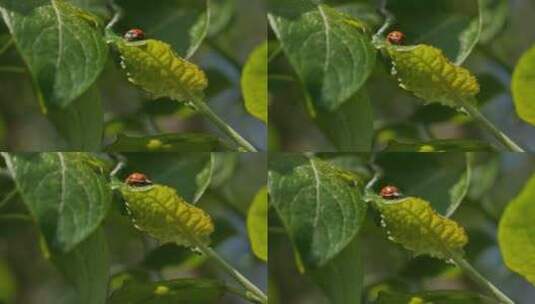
446;153;474;217
498;174;535;285
108;278;225;304
478;0;509;44
386;0;480;61
207;0;236;37
0;259;15;304
48;84;103;151
241;41;267;123
247;186;267;262
376;290;498;304
119;183;214;247
268;155;367;268
116;0;210;58
122;153;214;204
106;133;232;152
512;45;535;126
2;152;111;252
113;38;208;102
309;236;363;304
384;139;494;152
70;0;109;19
53;228;109;304
386;44;480;108
372;196;468;259
455;0;483;65
268;0;376;111
0;0;108;109
315;88;374;151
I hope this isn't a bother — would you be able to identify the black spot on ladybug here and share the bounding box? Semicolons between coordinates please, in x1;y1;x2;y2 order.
380;185;402;199
387;31;405;45
124;28;145;42
125;172;152;187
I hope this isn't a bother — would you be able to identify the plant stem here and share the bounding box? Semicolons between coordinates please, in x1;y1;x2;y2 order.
0;37;14;56
0;188;17;210
0;66;25;73
196;242;267;304
191;96;257;152
0;214;32;222
460;100;524;152
450;254;515;304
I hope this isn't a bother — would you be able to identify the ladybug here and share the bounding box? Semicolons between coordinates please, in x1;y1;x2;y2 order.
379;185;402;200
125;172;152;187
387;31;405;45
124;28;145;42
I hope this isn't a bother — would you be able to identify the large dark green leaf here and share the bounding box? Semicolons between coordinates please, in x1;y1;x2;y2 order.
0;0;108;108
106;133;233;152
376;290;497;304
108;278;226;304
122;152;213;204
268;154;367;268
498;174;535;286
309;236;363;304
116;0;209;58
315;88;373;151
2;152;111;252
386;0;480;62
48;84;103;151
53;228;110;304
268;0;376;111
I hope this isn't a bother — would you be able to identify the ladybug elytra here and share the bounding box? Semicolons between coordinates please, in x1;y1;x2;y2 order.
124;28;145;42
380;185;402;200
125;172;152;187
387;31;405;45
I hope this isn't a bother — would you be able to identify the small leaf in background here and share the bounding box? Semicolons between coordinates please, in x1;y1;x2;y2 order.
498;174;535;285
446;153;474;217
455;0;482;65
372;197;468;259
268;1;376;111
122;153;214;204
207;0;236;37
384;139;495;152
269;155;367;268
116;0;210;59
478;0;509;45
53;228;109;304
109;278;225;304
512;45;535;126
386;44;480;108
3;152;111;252
48;84;103;151
315;89;374;151
106;133;232;152
309;236;363;304
376;290;497;304
119;183;214;247
113;39;207;102
0;0;108;109
247;186;267;261
241;41;267;123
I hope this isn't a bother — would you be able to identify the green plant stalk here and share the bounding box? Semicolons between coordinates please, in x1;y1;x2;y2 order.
196;242;267;304
460;99;524;152
450;253;514;304
191;96;258;152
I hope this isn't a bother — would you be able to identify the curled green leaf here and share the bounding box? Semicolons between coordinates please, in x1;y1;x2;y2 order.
114;39;208;102
373;196;468;259
119;183;214;248
387;44;480;108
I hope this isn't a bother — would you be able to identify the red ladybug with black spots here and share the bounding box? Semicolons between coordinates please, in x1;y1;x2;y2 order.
380;185;402;200
124;28;145;42
125;172;152;187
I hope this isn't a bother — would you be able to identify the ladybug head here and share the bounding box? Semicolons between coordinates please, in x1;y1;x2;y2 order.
124;28;145;42
387;31;405;45
125;172;152;187
379;185;402;199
